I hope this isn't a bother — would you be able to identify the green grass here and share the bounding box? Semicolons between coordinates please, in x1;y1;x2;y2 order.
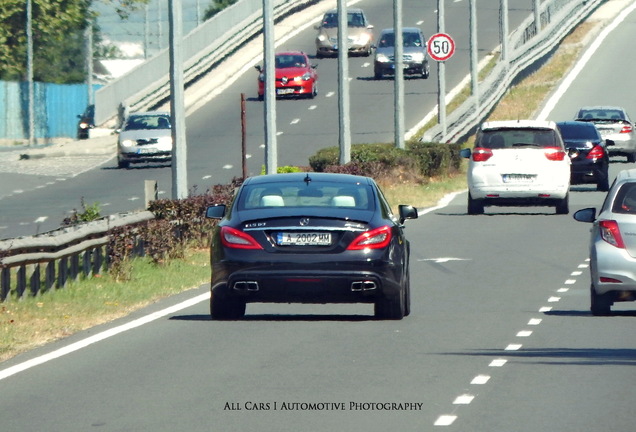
0;21;591;363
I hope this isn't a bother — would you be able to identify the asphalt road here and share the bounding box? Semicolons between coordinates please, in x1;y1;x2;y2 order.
1;1;635;431
0;0;536;239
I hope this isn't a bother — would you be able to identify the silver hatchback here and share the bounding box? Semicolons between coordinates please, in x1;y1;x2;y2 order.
574;168;636;315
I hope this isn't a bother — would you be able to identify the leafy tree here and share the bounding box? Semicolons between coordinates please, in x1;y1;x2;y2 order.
203;0;238;21
0;0;148;83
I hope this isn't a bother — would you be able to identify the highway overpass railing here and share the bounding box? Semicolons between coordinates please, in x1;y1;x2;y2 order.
422;0;603;144
94;0;320;126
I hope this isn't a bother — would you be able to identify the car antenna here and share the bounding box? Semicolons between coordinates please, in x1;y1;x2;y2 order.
304;173;312;185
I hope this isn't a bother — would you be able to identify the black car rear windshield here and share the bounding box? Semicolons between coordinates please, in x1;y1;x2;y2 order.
477;128;562;149
557;123;600;140
238;182;374;211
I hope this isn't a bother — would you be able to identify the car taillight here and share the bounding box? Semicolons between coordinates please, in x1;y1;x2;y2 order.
599;220;625;249
544;147;566;161
587;145;605;159
472;147;493;162
620;124;633;134
347;225;392;250
220;226;263;249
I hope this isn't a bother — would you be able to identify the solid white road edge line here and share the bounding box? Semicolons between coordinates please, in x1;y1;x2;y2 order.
0;292;210;382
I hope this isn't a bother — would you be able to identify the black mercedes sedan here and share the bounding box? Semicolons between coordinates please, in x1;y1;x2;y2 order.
205;172;419;320
556;120;613;191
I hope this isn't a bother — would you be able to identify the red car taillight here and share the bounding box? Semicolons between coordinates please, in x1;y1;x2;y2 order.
472;147;493;162
620;124;633;134
220;226;263;249
544;147;567;161
587;145;606;159
347;225;392;250
599;220;625;249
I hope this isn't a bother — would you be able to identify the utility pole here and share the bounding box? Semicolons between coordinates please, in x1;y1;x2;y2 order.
337;0;351;163
263;0;277;174
393;0;405;149
169;0;188;199
26;0;35;146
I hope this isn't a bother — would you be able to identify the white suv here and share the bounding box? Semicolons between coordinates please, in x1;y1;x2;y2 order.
460;120;571;215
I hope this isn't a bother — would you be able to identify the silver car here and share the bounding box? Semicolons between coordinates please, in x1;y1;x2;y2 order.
314;8;374;58
373;27;430;79
575;106;636;162
574;168;636;315
117;111;173;169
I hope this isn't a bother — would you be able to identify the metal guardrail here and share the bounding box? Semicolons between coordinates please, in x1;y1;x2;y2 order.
0;212;154;301
94;0;320;126
421;0;603;144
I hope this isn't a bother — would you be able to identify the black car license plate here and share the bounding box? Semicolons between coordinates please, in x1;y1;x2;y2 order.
277;232;331;246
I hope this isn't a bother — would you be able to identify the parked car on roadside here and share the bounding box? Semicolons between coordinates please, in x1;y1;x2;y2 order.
314;8;374;58
575;106;636;162
117;111;172;169
573;168;636;315
373;27;430;79
255;51;318;100
76;105;95;140
556;120;613;191
460;120;571;215
205;172;419;320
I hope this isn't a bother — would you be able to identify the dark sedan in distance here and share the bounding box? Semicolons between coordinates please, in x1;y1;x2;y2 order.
205;172;419;320
556;120;613;191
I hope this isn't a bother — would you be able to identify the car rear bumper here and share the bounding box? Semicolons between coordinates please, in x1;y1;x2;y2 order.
119;150;172;163
213;266;403;304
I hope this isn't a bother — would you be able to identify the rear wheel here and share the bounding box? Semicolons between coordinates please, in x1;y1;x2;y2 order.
467;193;484;215
374;64;383;80
117;157;129;169
590;284;611;316
375;290;405;320
555;194;569;214
628;153;636;163
210;289;246;320
597;173;610;192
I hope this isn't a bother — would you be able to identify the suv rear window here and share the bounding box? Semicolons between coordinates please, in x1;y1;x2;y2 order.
477;128;562;149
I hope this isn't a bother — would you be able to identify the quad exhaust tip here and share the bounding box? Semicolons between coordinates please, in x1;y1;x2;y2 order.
233;281;259;292
351;281;377;291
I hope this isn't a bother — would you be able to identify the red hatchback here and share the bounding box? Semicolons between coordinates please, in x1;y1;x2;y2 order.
256;51;318;100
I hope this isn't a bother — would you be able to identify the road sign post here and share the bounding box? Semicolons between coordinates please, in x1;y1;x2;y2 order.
427;32;455;141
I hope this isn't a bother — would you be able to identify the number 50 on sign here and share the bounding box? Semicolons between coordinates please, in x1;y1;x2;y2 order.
427;33;455;62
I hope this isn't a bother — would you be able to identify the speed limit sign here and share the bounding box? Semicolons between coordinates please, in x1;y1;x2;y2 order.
427;33;455;62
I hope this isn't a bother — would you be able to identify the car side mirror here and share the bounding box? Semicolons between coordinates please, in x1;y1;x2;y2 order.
206;204;226;219
311;64;318;69
605;139;615;146
398;205;418;224
573;207;596;223
459;148;472;158
254;65;262;73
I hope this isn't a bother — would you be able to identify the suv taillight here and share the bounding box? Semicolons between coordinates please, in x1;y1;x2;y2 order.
544;147;566;161
587;145;606;159
472;147;493;162
599;220;625;249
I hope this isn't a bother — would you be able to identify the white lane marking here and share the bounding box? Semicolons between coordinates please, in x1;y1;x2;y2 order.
564;279;576;285
528;318;542;325
489;359;507;367
548;296;561;302
223;164;233;169
202;175;212;180
0;292;210;381
434;415;457;426
471;375;490;385
276;131;283;136
505;344;522;351
290;118;300;125
557;288;569;293
418;257;471;263
517;330;532;337
34;216;48;223
578;264;588;268
128;196;140;201
325;91;336;97
537;1;636;120
453;394;475;404
539;306;552;312
308;105;317;110
571;271;582;276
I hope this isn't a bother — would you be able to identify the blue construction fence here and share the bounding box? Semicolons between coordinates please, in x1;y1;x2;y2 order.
0;81;102;141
